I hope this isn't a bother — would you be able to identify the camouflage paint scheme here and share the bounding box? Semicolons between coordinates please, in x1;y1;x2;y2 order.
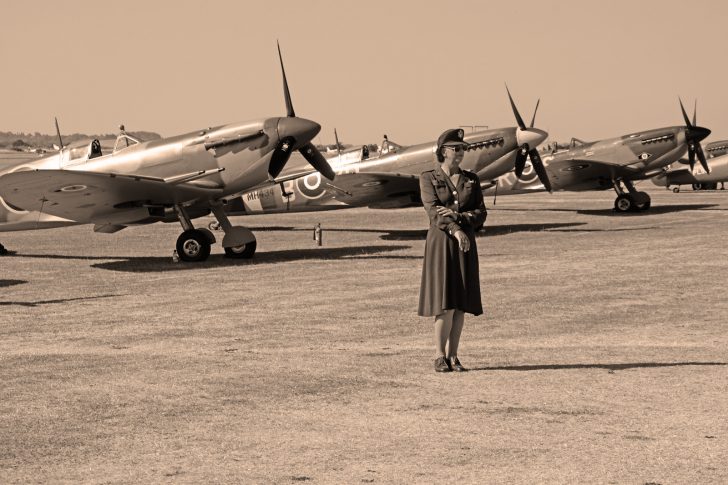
230;125;547;215
481;116;711;212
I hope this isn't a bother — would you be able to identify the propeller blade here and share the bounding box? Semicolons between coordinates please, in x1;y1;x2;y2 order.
277;41;295;117
530;99;540;128
679;97;692;128
692;99;697;127
515;145;528;178
695;142;710;174
506;84;526;130
54;117;64;150
300;142;335;180
528;148;552;192
269;136;295;179
688;143;696;172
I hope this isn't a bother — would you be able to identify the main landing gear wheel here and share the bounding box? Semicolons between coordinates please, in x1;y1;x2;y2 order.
614;192;650;212
633;191;651;211
224;240;257;259
692;183;703;191
176;229;212;262
673;187;680;193
614;194;633;212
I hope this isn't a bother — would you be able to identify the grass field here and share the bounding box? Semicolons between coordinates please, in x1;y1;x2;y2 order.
1;187;727;484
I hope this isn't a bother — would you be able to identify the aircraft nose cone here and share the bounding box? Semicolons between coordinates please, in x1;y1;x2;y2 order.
277;117;321;146
689;126;711;143
516;127;548;149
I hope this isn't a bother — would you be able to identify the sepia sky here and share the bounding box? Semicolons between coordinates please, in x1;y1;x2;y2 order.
2;0;727;146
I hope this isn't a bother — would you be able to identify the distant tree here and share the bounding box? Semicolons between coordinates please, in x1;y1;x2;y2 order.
12;139;29;148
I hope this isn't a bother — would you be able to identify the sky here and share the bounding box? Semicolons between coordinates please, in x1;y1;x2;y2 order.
2;0;727;146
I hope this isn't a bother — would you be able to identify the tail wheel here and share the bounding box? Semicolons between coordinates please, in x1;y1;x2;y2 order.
224;240;257;259
672;187;680;193
176;229;211;262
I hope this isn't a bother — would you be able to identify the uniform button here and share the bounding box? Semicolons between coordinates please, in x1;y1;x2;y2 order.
455;200;459;204
452;191;457;195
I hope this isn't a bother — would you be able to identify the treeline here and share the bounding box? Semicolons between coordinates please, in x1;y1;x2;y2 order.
0;131;161;149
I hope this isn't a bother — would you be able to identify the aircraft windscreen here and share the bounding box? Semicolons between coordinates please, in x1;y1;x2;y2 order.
68;145;88;161
113;134;141;153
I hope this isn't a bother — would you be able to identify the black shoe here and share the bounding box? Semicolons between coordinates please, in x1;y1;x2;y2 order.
448;356;466;372
434;356;451;372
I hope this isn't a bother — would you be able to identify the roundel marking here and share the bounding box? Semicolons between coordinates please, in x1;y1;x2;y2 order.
561;164;589;172
516;163;539;184
58;185;88;192
361;180;386;188
296;173;326;199
639;152;651;160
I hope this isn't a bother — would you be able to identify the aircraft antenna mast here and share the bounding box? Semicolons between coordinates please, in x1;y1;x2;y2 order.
54;117;64;150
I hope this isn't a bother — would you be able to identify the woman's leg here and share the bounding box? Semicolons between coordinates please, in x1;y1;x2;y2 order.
446;310;465;358
434;310;454;357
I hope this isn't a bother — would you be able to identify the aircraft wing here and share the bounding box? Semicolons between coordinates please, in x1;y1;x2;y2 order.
328;172;421;208
0;169;220;223
545;158;645;190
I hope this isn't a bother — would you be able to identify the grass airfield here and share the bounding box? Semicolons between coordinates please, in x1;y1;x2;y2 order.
1;187;727;484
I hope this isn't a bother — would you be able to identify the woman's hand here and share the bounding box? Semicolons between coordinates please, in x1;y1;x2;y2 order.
436;206;455;218
453;230;470;252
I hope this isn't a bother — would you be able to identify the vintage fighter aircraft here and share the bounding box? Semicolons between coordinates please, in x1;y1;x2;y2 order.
224;88;551;215
477;100;711;212
0;44;334;261
651;139;728;192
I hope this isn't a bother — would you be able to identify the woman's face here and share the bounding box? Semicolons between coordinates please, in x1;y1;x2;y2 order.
442;145;465;168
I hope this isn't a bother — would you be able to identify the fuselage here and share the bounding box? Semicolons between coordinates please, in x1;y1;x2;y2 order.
652;153;728;186
538;126;689;191
234;126;547;214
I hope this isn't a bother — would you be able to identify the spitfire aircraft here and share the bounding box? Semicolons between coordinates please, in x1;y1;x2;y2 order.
651;139;728;192
0;45;334;262
479;100;711;212
225;89;551;216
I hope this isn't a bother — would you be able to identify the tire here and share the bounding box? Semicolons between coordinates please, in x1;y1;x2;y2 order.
633;192;651;211
672;187;680;193
224;240;257;259
614;194;633;212
692;183;702;191
176;229;211;262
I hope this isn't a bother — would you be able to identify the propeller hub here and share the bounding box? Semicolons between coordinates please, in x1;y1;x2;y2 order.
687;126;711;143
516;127;548;150
276;117;321;148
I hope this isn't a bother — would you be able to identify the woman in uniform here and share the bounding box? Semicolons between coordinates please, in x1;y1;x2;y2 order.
419;128;487;372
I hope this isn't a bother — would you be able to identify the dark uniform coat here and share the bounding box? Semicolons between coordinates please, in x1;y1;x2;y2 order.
418;165;487;317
